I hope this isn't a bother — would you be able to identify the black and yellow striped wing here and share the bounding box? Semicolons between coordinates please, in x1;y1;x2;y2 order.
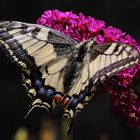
0;21;77;69
64;41;140;119
0;21;78;111
0;21;140;129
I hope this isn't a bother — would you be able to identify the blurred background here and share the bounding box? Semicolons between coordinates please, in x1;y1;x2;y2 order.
0;0;140;140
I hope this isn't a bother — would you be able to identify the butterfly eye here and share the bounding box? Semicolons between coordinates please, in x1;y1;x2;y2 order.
83;45;88;52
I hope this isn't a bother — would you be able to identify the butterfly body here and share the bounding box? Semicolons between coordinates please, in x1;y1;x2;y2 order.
0;21;140;128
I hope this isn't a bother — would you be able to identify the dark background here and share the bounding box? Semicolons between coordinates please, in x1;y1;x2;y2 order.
0;0;140;140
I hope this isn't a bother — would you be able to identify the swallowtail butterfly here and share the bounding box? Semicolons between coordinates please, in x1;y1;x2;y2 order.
0;21;139;132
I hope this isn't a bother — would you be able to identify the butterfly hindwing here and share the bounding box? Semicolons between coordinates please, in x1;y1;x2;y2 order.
0;21;78;111
64;41;140;119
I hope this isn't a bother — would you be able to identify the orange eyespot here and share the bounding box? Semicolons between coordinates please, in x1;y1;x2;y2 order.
62;97;70;108
54;94;63;105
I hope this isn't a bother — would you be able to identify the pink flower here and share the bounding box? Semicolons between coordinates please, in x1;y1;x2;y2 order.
37;10;105;42
37;10;140;127
110;89;140;127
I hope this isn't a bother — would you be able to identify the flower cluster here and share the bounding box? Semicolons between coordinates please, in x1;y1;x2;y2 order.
37;10;105;42
37;10;140;127
110;90;140;127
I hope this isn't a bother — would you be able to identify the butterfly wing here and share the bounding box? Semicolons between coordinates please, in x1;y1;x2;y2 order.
1;21;140;129
0;21;78;111
0;21;77;68
64;41;140;119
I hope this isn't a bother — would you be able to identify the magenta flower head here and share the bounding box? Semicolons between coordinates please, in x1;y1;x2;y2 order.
37;10;140;127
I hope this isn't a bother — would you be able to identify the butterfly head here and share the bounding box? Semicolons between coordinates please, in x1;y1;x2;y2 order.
77;38;96;62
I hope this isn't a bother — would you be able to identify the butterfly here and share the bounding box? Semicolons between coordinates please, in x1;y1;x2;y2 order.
0;21;139;133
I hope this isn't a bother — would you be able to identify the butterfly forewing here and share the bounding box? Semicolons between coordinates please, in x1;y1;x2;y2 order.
0;21;77;68
91;42;139;81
